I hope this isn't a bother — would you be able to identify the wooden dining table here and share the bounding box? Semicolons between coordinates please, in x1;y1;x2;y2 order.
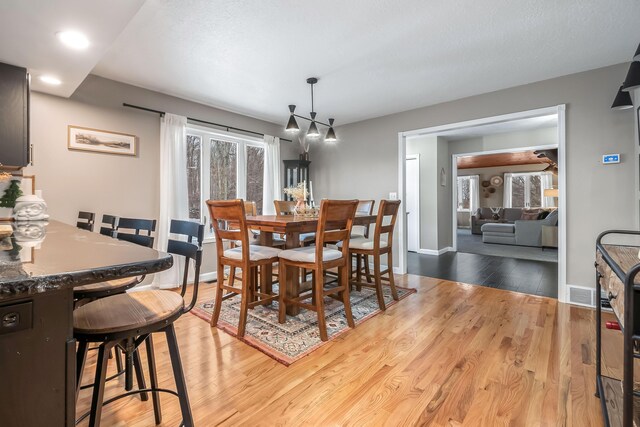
245;214;377;315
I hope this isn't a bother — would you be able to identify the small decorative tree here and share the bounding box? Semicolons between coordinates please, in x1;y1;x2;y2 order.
0;180;22;208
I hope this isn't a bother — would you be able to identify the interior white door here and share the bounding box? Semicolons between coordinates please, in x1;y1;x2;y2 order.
406;156;420;252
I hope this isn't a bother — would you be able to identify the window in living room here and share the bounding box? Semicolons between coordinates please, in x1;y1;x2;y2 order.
186;128;265;233
457;175;479;213
504;171;554;209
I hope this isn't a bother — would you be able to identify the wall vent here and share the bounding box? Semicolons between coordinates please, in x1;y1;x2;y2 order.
567;285;595;307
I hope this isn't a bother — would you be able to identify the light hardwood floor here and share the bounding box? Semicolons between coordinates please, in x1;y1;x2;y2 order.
76;274;616;426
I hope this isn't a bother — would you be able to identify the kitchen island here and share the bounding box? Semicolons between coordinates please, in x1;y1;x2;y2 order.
0;220;172;427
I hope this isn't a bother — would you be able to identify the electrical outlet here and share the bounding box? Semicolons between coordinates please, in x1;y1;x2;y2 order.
389;192;398;200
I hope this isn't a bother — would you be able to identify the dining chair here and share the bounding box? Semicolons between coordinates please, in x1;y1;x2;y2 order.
99;214;118;237
352;200;375;283
76;211;96;232
274;199;315;246
339;199;401;310
207;199;282;337
114;217;157;247
74;219;204;427
278;199;358;341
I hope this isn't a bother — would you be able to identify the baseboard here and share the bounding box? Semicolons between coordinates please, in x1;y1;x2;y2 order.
417;247;453;256
200;271;218;283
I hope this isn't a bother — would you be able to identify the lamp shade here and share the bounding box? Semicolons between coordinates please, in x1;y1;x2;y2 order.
543;188;559;198
622;61;640;92
286;114;299;132
634;43;640;62
612;85;634;110
325;118;337;142
307;121;320;138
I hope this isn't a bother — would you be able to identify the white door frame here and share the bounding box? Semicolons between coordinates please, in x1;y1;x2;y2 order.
450;143;558;252
397;105;568;302
405;154;420;252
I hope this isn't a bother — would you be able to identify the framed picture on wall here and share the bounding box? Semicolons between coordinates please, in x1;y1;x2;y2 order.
68;125;137;156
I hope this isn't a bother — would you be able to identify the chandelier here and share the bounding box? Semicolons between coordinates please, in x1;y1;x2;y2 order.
285;77;337;142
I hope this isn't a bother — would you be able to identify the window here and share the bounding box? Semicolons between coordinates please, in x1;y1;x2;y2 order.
505;172;554;208
186;127;265;235
457;176;471;211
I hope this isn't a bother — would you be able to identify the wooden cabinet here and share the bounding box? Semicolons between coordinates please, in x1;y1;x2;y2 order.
0;62;30;168
282;160;310;200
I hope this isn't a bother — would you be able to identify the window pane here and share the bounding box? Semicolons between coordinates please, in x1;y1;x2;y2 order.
457;177;470;210
210;139;237;200
246;145;264;214
186;135;201;219
511;176;526;207
530;175;542;207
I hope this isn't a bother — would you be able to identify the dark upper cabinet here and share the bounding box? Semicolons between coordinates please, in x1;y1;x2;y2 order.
0;62;30;168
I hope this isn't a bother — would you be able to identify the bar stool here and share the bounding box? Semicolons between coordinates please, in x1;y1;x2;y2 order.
99;214;118;237
274;200;315;245
74;219;204;427
77;211;96;231
339;200;401;310
278;199;358;341
207;199;281;337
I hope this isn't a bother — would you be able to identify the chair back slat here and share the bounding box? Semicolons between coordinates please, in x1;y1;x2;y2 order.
166;219;204;313
115;217;156;248
373;200;401;249
274;200;296;216
353;200;375;238
76;211;95;232
315;199;358;263
207;200;251;263
244;201;257;216
99;214;118;237
117;232;155;248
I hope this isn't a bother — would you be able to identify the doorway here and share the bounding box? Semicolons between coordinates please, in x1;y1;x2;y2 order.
406;155;420;252
397;105;567;301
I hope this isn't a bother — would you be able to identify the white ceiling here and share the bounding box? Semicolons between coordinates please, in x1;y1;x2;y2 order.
438;115;558;141
1;0;639;126
0;0;145;97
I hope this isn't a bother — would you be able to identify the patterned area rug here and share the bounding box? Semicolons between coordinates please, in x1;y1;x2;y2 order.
191;283;416;366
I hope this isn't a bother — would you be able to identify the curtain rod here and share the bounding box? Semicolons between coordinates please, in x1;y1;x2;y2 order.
122;103;293;143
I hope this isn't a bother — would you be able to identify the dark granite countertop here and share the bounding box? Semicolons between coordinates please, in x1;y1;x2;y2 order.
0;220;172;301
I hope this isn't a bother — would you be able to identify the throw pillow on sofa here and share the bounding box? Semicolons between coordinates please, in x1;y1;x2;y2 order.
521;209;542;220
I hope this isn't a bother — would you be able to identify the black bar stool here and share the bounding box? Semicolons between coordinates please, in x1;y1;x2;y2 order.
99;214;118;237
74;219;204;426
77;211;96;232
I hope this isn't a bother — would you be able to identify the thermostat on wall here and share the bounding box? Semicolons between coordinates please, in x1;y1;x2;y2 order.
602;154;620;164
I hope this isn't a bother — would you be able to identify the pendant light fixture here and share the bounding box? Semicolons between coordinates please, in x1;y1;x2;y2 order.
611;85;634;110
285;77;337;142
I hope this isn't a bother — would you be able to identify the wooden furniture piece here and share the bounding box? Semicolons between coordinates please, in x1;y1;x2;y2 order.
0;61;30;168
352;199;375;282
245;213;377;316
277;199;358;341
595;230;640;427
99;214;118;237
74;217;156;301
76;211;95;232
0;220;172;427
541;225;558;249
340;200;401;310
282;159;310;200
274;199;315;245
74;219;203;427
207;199;281;337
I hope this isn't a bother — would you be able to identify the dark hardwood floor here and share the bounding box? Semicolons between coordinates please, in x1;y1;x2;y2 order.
407;251;558;298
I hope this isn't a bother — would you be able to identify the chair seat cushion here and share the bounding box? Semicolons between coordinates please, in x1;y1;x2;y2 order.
279;246;342;263
74;277;139;294
224;245;281;261
73;290;184;335
338;237;388;250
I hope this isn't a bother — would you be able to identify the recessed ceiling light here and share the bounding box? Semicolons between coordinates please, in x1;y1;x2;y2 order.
39;75;62;86
56;30;90;50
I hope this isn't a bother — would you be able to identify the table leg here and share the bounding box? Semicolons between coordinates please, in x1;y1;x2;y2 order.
258;231;274;302
285;232;301;316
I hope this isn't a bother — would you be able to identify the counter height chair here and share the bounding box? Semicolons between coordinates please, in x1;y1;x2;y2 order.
338;200;401;311
351;200;375;284
74;219;204;427
278;199;358;341
99;214;118;237
208;199;282;337
77;211;96;232
274;200;315;245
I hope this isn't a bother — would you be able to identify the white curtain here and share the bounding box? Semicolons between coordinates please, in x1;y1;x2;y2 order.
153;113;189;289
541;172;556;208
262;135;281;215
503;173;513;208
469;175;480;213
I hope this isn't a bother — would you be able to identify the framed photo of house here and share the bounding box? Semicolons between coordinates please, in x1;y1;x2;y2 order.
68;125;137;156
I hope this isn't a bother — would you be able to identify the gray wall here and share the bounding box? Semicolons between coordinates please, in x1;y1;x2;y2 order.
25;75;298;278
312;63;636;288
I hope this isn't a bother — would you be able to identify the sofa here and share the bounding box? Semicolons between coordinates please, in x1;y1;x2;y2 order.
481;210;558;247
471;207;527;235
